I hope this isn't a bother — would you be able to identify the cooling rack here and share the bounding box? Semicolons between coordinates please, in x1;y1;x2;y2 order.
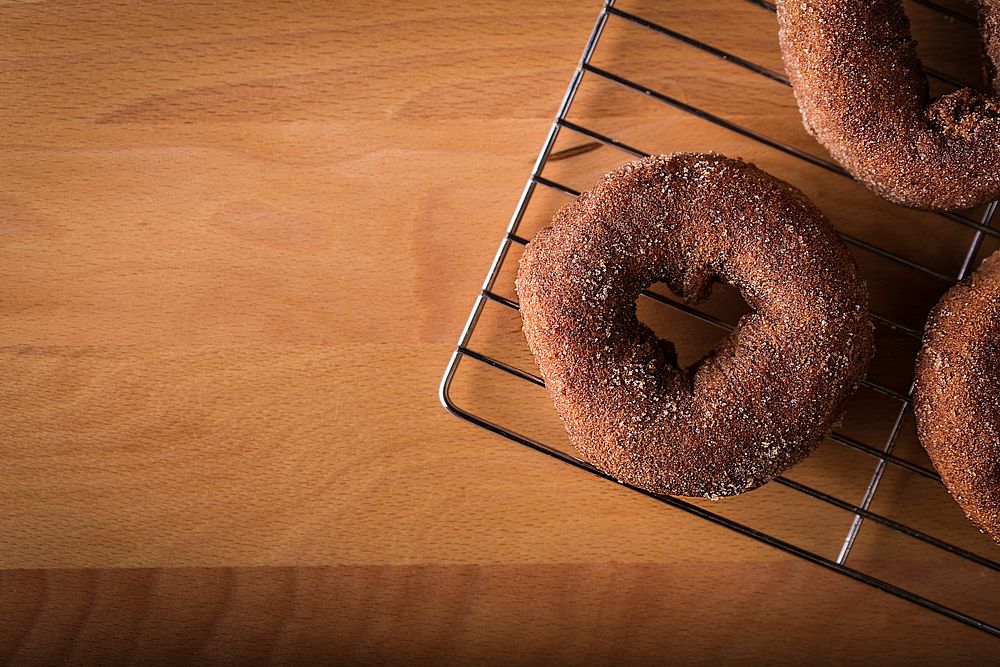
440;0;1000;638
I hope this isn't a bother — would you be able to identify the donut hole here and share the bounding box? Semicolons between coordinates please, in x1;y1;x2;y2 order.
636;281;751;370
906;0;990;95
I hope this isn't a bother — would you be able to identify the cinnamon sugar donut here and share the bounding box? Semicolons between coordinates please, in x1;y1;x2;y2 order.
915;251;1000;543
777;0;1000;211
515;154;874;498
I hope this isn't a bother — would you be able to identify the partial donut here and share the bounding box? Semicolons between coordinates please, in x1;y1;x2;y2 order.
915;251;1000;543
515;154;874;498
777;0;1000;211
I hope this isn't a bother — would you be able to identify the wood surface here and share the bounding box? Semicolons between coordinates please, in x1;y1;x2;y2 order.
2;0;998;663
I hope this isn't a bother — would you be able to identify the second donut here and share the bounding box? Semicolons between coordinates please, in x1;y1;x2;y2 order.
777;0;1000;211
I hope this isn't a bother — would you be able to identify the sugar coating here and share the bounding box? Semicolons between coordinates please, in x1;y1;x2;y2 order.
776;0;1000;211
915;251;1000;543
515;153;875;498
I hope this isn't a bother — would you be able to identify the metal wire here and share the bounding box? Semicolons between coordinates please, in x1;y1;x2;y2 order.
440;0;1000;639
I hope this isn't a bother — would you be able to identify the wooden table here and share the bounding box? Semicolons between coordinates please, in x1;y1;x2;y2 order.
3;0;998;663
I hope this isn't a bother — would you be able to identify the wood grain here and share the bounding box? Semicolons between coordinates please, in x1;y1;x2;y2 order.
2;0;999;662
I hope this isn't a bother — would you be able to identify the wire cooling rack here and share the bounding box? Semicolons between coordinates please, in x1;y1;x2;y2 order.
440;0;1000;638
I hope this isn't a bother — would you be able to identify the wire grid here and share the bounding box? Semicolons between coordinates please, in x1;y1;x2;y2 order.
440;0;1000;638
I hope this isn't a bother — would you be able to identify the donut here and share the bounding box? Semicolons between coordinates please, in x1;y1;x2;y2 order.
915;251;1000;543
776;0;1000;211
515;154;874;498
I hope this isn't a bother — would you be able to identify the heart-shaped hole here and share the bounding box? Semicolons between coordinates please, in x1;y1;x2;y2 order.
636;280;754;370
